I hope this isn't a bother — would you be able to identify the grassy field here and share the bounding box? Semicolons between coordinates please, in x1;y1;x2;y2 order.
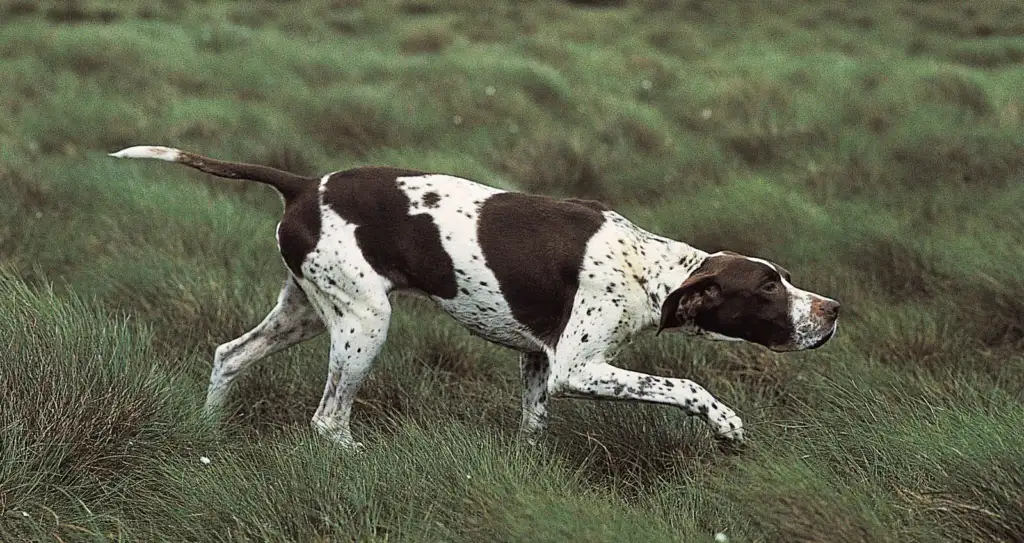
1;0;1023;540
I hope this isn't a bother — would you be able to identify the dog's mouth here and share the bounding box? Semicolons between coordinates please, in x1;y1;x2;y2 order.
807;321;838;350
767;320;838;352
811;323;835;348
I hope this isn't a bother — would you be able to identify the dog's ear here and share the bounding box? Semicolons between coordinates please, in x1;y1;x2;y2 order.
774;263;792;282
656;275;722;335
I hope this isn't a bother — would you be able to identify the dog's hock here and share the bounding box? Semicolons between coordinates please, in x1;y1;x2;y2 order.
109;145;183;162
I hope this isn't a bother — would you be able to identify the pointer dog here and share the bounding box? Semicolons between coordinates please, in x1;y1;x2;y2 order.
111;146;840;448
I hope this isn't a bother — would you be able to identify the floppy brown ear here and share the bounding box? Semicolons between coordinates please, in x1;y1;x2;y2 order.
656;275;721;335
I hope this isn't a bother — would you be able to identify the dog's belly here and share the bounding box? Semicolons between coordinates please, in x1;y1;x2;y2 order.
432;294;543;352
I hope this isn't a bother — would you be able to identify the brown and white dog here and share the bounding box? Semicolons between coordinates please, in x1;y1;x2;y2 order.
111;146;840;449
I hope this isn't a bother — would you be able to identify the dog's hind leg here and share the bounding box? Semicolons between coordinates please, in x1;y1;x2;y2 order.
308;287;392;449
519;351;551;444
203;277;325;418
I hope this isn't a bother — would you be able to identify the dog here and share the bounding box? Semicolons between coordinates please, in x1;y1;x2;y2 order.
110;145;840;449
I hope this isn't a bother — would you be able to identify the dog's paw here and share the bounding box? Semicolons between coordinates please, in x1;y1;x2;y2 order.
311;417;364;451
518;426;548;448
200;403;229;424
713;423;746;455
715;411;744;438
339;440;366;452
712;412;745;453
714;435;746;455
323;433;365;452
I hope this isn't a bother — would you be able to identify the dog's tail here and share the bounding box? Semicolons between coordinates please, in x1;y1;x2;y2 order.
109;145;315;202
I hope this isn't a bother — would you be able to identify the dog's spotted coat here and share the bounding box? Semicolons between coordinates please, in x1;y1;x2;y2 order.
111;146;841;449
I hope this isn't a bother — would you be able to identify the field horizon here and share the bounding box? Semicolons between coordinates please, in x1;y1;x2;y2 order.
1;0;1023;541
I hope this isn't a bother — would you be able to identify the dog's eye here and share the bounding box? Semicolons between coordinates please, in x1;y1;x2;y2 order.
761;282;781;295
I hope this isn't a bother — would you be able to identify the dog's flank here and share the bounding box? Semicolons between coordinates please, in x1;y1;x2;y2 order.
111;145;840;451
110;145;315;202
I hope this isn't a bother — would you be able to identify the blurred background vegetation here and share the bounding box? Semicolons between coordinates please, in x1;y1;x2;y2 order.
0;0;1022;541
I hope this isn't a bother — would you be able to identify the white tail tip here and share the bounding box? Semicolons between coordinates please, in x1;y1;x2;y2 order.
108;145;183;162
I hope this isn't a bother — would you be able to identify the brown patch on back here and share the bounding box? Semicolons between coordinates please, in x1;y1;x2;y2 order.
322;167;458;298
477;193;607;346
660;254;794;348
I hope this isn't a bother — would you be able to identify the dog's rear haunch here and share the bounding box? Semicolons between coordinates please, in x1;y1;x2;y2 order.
111;146;840;449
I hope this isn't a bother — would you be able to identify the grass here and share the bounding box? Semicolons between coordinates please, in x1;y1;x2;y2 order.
1;0;1022;540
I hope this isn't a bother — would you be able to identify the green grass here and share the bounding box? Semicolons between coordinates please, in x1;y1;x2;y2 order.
1;0;1022;541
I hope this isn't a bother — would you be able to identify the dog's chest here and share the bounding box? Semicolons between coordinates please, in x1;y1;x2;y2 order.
571;219;659;340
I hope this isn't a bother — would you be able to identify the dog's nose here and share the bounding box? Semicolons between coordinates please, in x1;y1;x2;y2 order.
822;300;840;319
812;298;840;320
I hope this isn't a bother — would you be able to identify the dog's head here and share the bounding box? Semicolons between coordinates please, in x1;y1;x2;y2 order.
657;251;839;352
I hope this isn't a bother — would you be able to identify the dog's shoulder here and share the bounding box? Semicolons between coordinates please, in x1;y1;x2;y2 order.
472;192;612;345
476;192;609;259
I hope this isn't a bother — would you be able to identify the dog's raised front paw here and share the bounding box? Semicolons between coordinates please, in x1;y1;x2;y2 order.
713;412;745;449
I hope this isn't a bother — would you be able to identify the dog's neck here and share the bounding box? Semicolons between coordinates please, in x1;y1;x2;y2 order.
635;233;709;328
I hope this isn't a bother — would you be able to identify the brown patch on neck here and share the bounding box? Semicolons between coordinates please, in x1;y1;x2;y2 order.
478;194;607;346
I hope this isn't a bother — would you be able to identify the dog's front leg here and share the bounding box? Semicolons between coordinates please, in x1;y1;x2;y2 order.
544;340;745;442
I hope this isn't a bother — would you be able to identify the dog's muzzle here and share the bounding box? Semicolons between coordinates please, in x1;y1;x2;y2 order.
806;298;840;350
808;324;837;350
